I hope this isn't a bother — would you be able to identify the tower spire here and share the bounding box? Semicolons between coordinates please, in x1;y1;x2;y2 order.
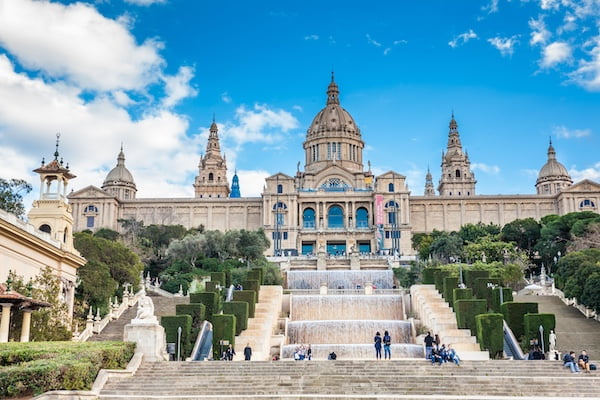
54;133;61;160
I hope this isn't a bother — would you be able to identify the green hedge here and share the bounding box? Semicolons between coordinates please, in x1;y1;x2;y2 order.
474;277;501;303
475;313;504;358
223;301;249;334
490;287;513;313
433;270;451;293
464;270;489;289
454;299;487;335
422;268;441;285
248;267;263;284
501;302;539;341
212;314;236;359
190;291;220;321
452;288;473;309
232;290;257;317
176;303;206;327
205;281;221;293
243;279;260;295
443;277;459;304
161;315;193;359
523;313;556;351
0;341;135;398
210;272;226;286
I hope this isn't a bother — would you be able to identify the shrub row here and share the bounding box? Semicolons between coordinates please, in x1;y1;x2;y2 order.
0;341;135;398
160;315;193;359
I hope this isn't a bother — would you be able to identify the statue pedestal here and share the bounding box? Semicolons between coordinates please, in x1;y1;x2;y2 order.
124;322;168;362
317;251;327;270
350;252;360;270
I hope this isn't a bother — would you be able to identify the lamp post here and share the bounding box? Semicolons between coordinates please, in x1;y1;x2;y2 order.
177;326;182;361
539;325;545;354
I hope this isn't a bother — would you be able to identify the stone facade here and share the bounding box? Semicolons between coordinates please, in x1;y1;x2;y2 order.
68;77;600;257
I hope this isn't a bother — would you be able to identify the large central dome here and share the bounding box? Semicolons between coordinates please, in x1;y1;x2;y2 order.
303;74;365;173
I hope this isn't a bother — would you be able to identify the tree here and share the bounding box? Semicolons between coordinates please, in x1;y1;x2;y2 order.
569;222;600;251
166;233;206;270
429;232;463;264
501;218;541;255
94;228;120;241
74;232;143;315
458;222;500;244
0;178;32;218
580;271;600;312
463;236;515;263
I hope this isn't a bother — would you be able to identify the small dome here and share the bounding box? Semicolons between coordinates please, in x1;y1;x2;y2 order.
103;148;136;187
537;142;569;180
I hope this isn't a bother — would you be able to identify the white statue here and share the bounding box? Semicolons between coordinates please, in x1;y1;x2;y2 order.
549;330;557;352
133;290;157;324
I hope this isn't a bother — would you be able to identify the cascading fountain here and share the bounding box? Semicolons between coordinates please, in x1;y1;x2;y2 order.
283;270;424;359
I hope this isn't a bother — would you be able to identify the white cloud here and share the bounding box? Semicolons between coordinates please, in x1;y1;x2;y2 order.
472;163;501;174
540;0;560;11
0;0;164;92
488;36;519;56
162;66;197;108
328;36;337;45
569;35;600;90
540;41;572;67
552;125;592;138
383;48;391;56
482;0;499;13
521;168;540;178
529;16;551;46
292;105;303;112
221;92;232;104
558;12;578;33
304;34;319;41
393;40;408;46
448;29;478;48
124;0;167;5
366;34;382;47
570;162;600;182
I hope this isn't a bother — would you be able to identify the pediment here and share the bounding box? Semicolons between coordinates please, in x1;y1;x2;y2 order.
377;170;407;180
265;172;295;181
562;179;600;193
68;185;114;199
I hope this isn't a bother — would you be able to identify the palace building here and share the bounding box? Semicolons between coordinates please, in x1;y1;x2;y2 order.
68;76;600;257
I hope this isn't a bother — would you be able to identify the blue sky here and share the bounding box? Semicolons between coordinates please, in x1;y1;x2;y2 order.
1;0;599;209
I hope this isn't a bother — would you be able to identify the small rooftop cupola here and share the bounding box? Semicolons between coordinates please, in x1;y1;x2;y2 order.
28;133;77;251
326;71;340;105
536;138;572;195
438;113;476;196
230;170;241;198
102;144;137;200
424;166;436;196
194;117;230;198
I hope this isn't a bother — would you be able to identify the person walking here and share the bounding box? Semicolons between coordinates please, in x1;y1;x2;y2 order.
383;330;392;360
244;343;252;361
374;331;382;359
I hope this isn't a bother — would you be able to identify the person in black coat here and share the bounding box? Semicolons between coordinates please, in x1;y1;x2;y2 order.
244;343;252;361
374;331;382;359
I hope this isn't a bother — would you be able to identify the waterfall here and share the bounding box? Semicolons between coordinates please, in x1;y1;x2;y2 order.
287;270;394;289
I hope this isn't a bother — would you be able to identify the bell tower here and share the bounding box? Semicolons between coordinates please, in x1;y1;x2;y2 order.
193;118;230;198
27;134;77;252
438;113;476;196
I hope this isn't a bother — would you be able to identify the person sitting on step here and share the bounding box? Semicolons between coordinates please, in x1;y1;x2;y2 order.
563;351;581;373
445;344;461;366
430;344;443;365
578;350;591;373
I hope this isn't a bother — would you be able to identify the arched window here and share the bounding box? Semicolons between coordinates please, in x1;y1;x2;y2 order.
303;208;316;228
328;205;344;228
385;201;399;225
580;199;596;208
208;173;214;181
356;207;369;228
39;224;51;234
388;183;394;192
84;205;99;213
455;169;461;178
277;184;283;194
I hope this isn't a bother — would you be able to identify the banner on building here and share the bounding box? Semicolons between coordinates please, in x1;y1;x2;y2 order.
375;194;384;225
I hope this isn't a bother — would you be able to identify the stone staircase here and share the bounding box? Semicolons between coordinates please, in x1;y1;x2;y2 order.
99;359;600;400
515;292;600;359
88;294;189;342
234;285;283;361
411;285;488;360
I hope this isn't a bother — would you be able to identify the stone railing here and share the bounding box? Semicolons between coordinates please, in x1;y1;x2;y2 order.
547;286;599;322
72;289;143;342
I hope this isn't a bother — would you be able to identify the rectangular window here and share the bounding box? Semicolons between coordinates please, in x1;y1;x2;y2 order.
283;232;288;240
86;216;94;228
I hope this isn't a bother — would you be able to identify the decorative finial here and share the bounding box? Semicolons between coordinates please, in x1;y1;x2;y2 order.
120;141;124;152
331;70;335;82
41;157;45;166
549;136;552;145
212;113;216;123
54;132;61;160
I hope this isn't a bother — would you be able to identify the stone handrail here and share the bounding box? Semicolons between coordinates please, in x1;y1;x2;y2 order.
549;286;599;322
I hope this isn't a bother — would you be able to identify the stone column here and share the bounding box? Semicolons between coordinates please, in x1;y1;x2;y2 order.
0;303;13;342
20;310;32;342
